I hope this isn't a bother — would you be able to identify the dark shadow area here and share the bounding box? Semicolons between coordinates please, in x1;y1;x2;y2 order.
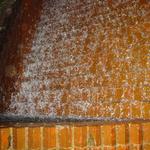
0;0;43;114
0;114;150;127
0;0;22;113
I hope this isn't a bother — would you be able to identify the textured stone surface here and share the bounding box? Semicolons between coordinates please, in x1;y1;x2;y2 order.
0;0;150;121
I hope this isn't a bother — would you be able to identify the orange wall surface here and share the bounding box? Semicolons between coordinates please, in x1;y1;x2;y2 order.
0;122;150;150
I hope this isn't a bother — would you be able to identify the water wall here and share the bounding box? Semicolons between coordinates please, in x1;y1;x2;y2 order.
0;0;150;122
0;0;150;150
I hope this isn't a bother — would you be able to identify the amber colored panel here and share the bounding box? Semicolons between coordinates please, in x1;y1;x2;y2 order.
125;124;130;149
0;123;150;149
28;128;41;149
0;128;10;150
59;126;72;148
88;126;101;146
129;124;140;144
13;128;25;150
101;125;115;146
143;123;150;144
116;124;126;145
74;126;87;147
43;127;56;149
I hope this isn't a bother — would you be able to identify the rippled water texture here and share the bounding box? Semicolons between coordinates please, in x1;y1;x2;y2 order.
1;0;150;121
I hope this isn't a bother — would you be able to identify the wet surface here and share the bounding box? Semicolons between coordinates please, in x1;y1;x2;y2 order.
0;0;150;123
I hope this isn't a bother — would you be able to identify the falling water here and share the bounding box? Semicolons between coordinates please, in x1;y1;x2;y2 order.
2;0;150;121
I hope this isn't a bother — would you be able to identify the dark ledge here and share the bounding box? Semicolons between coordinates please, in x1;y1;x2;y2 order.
0;115;150;127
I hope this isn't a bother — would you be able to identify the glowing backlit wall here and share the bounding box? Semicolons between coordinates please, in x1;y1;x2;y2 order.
1;0;150;120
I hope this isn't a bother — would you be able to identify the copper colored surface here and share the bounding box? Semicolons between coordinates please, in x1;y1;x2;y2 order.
0;0;150;123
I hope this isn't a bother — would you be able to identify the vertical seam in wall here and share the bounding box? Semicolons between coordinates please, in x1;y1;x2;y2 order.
99;125;101;149
112;125;117;150
40;127;43;150
100;126;104;150
125;124;129;150
87;126;89;149
9;128;13;150
115;125;118;149
71;125;74;150
25;127;28;150
56;125;59;150
139;123;143;150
